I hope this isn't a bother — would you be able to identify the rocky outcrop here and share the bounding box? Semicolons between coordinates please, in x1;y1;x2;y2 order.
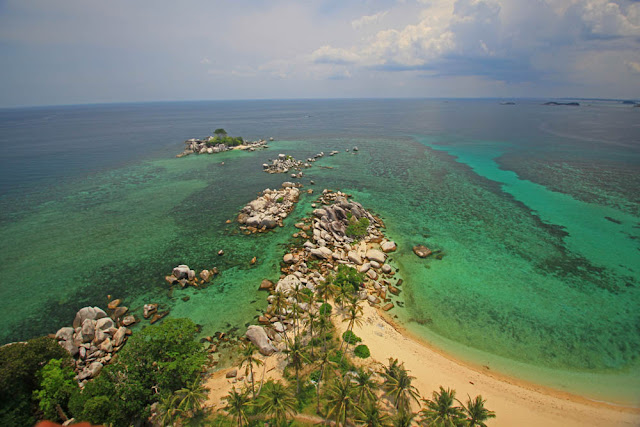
263;154;311;174
177;137;267;158
56;306;131;384
165;264;218;288
246;325;276;356
238;183;301;233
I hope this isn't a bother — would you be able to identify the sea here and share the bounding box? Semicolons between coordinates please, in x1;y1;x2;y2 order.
1;99;638;405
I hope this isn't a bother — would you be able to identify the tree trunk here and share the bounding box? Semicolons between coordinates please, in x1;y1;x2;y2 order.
55;404;68;422
250;365;256;400
257;359;268;396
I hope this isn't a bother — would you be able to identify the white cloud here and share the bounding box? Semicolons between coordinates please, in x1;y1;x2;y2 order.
352;11;389;30
625;60;640;73
310;46;362;64
200;57;211;65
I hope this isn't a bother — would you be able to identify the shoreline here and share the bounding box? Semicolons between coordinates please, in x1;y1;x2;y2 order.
344;302;640;426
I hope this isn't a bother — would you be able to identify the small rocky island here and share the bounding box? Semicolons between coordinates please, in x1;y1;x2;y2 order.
238;182;301;232
177;128;271;157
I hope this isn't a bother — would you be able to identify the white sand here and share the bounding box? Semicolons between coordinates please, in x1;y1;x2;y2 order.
340;303;640;426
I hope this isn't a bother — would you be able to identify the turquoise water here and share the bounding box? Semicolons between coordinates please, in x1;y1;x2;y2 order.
0;99;638;404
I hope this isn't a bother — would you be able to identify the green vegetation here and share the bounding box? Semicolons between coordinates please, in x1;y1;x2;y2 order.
207;128;245;147
33;358;76;422
276;196;284;203
69;318;206;427
354;344;371;359
342;330;362;345
319;303;333;315
0;336;69;426
345;216;370;238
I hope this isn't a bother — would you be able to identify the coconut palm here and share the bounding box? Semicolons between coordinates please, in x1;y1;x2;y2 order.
283;336;309;395
156;393;180;427
239;342;264;400
392;409;416;427
355;400;391;427
259;381;297;425
223;388;251;427
340;299;364;358
326;374;355;426
306;308;318;357
175;377;209;417
353;368;378;404
459;394;495;427
317;313;333;353
382;363;420;411
382;358;402;381
316;350;338;413
420;386;465;427
316;278;337;305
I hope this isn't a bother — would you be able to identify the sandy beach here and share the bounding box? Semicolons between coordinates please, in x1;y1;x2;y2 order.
340;303;640;427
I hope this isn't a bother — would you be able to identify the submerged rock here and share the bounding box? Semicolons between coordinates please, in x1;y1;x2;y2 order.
412;245;432;258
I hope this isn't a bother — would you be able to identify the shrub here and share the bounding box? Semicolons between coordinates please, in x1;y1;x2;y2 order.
276;196;284;203
319;303;332;316
0;337;70;426
354;345;371;359
342;330;362;345
345;217;370;238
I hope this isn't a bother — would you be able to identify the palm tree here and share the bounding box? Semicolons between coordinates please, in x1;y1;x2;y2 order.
175;377;209;417
382;358;402;381
259;381;297;425
306;308;318;358
459;394;495;427
315;350;338;413
316;278;337;305
326;374;355;427
420;386;465;427
355;400;391;427
340;299;364;359
239;342;264;400
317;313;332;353
353;368;378;404
392;409;416;427
382;363;420;412
283;336;309;395
270;289;292;345
223;388;251;427
156;393;180;427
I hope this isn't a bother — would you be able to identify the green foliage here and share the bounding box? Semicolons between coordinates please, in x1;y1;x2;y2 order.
420;386;466;427
0;337;69;426
341;330;362;345
69;318;206;427
319;303;333;316
332;265;364;293
354;345;371;359
206;132;244;147
328;351;355;374
276;196;284;203
33;358;77;422
345;216;370;238
258;380;297;424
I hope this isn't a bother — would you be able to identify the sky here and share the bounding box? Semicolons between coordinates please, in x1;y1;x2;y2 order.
0;0;639;107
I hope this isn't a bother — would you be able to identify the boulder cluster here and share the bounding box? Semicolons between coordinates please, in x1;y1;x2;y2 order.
165;263;219;288
177;138;267;158
237;183;301;233
55;306;131;385
246;189;401;355
262;153;312;175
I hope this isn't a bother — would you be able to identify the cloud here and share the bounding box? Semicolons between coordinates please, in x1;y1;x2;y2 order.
625;60;640;72
352;11;389;29
293;0;640;87
200;57;211;65
310;45;362;64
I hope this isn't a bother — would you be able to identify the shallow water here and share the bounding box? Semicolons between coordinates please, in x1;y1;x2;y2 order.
0;99;638;403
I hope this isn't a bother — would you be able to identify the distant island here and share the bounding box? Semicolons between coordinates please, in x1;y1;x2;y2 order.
499;101;516;105
543;101;580;106
177;128;271;157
